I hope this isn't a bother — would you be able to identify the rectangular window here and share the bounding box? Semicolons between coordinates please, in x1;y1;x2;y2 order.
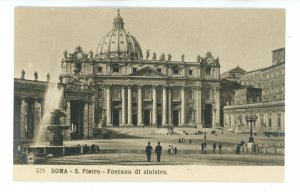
189;70;193;75
173;68;179;75
112;67;120;73
157;68;162;73
206;68;211;76
277;113;281;128
172;89;180;99
133;67;137;73
269;118;272;127
98;67;103;73
144;89;152;100
98;89;103;98
112;88;120;98
188;90;193;100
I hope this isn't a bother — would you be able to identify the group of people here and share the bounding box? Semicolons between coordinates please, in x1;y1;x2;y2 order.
145;142;162;162
201;142;223;154
145;140;225;162
167;145;178;155
178;138;193;144
235;142;258;155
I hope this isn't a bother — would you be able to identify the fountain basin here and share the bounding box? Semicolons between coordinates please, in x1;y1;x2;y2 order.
18;144;100;159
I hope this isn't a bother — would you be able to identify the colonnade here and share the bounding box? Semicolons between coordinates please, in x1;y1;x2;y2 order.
105;85;186;126
104;84;220;127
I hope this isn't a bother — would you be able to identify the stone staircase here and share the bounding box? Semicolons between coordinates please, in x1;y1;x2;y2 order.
108;127;158;136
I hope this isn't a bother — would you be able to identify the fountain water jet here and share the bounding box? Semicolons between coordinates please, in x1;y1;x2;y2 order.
34;83;64;145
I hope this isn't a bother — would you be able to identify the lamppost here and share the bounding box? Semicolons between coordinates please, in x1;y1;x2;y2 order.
245;112;258;143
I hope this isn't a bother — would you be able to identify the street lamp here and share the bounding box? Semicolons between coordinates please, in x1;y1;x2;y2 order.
245;112;258;143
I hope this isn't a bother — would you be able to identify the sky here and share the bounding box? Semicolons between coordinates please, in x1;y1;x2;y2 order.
14;8;285;81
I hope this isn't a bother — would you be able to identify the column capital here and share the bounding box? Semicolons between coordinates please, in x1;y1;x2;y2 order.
195;85;203;90
152;85;158;88
181;85;187;90
137;84;143;88
104;84;112;88
215;86;221;91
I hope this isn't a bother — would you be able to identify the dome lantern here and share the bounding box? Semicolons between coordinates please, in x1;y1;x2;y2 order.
113;9;124;30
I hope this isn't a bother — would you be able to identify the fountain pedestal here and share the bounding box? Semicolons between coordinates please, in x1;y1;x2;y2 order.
47;109;69;146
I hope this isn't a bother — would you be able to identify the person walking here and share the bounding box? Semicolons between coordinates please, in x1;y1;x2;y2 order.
189;139;192;144
235;144;240;155
155;142;163;162
174;147;177;155
204;142;207;154
218;143;222;154
170;145;174;155
213;142;216;154
201;143;204;154
145;142;153;162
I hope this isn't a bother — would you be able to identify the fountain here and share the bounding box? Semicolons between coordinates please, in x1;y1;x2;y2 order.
47;109;69;146
18;107;100;164
18;96;100;164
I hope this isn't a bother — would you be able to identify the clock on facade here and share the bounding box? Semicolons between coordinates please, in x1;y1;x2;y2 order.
76;52;83;60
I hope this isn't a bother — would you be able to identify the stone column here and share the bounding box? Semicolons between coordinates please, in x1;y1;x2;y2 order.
26;101;34;139
14;98;21;140
34;100;41;140
121;86;126;126
196;86;202;128
162;85;167;126
106;85;112;126
215;86;221;127
137;85;143;126
272;112;276;131
281;111;285;132
152;85;157;126
180;86;185;126
168;86;172;126
65;100;71;140
20;99;27;139
83;102;89;139
212;108;216;129
127;86;132;126
89;99;94;138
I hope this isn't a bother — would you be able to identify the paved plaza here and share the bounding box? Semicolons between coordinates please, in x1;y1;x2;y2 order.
15;128;284;166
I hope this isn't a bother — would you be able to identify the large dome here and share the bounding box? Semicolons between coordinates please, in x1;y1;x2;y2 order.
95;10;143;60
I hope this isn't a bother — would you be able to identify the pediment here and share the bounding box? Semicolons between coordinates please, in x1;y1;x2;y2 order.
128;67;167;78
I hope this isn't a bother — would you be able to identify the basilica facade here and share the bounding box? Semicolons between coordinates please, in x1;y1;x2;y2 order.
59;10;221;137
14;10;222;141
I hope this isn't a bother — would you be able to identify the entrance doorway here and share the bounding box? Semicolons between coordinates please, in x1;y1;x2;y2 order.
157;115;162;127
204;104;213;128
144;110;151;126
112;109;120;126
173;110;179;126
70;100;84;139
132;114;137;126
